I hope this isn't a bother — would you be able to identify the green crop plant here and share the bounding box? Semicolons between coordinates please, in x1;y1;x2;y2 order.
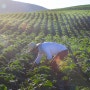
0;6;90;90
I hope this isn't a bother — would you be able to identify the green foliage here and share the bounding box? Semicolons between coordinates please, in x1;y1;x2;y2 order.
25;66;55;90
0;84;7;90
0;71;15;85
0;9;90;90
9;60;23;71
0;55;7;66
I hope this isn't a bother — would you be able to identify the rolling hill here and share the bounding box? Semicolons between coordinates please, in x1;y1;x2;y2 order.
0;4;90;90
61;4;90;10
0;0;47;13
53;4;90;10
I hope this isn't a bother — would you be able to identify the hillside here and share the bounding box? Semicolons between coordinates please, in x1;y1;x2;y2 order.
0;0;47;13
66;4;90;10
0;5;90;90
55;4;90;10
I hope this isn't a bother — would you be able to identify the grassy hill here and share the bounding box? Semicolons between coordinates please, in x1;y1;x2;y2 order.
0;5;90;90
60;4;90;10
67;4;90;10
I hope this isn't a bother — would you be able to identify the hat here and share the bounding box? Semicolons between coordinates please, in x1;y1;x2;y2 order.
27;42;36;52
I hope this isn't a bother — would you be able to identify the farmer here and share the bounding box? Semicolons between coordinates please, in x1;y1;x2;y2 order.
27;42;68;72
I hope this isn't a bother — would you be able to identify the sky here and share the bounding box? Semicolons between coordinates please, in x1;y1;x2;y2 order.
13;0;90;9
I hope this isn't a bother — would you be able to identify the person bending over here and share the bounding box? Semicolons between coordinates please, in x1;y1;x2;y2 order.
27;42;68;71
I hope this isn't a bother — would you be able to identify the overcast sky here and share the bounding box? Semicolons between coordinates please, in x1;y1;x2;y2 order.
13;0;90;9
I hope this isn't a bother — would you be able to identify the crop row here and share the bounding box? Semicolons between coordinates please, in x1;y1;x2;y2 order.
0;10;90;36
0;10;90;63
0;10;90;89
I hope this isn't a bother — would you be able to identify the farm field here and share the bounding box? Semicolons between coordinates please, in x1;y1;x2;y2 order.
0;8;90;90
